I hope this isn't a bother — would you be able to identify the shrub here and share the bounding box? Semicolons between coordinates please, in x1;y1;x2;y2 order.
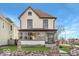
59;46;62;48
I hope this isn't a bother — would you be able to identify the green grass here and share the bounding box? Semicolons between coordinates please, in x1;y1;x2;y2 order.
59;44;79;52
23;46;50;52
0;46;16;52
59;45;70;52
0;45;51;52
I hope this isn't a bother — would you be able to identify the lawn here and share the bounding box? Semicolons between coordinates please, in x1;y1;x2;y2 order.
0;45;51;52
59;44;79;53
59;45;70;52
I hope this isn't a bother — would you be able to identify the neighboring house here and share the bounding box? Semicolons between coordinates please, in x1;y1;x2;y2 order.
19;6;57;45
68;39;79;44
59;39;67;45
0;15;18;46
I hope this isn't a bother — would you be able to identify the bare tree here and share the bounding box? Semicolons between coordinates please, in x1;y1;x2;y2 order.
51;25;65;56
57;25;65;40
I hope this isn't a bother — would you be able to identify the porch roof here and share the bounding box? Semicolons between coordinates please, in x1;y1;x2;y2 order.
19;29;57;32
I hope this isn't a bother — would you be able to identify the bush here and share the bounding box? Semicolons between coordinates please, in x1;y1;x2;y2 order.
59;46;62;48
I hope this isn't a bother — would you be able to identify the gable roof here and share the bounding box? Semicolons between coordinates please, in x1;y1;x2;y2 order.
0;15;13;23
19;6;57;19
5;17;13;23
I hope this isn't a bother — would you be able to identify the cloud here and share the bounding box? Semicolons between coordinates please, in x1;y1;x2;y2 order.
59;29;79;39
59;16;79;39
60;30;75;35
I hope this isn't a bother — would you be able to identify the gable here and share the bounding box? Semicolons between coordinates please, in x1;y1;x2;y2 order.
19;6;57;20
19;7;40;20
19;6;38;19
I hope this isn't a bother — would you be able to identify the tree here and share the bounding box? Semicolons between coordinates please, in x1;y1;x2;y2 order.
57;25;65;40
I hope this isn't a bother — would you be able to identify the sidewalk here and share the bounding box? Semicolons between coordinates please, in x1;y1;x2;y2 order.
59;50;67;53
60;44;79;48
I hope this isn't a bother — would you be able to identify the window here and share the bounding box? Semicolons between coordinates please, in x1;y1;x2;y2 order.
3;22;4;28
20;32;22;36
43;20;48;29
24;33;28;40
28;12;32;16
10;25;12;31
28;32;32;40
0;22;2;29
27;19;32;29
0;20;4;29
24;36;27;40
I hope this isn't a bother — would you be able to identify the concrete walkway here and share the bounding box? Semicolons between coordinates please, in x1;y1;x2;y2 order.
59;50;67;53
60;44;79;48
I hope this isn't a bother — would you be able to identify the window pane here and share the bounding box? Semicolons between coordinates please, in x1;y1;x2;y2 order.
43;20;48;29
27;19;32;29
28;12;32;16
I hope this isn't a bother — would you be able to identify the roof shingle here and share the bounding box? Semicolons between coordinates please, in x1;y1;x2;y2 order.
34;10;56;19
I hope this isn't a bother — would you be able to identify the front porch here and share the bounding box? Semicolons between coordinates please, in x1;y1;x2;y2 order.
19;29;57;44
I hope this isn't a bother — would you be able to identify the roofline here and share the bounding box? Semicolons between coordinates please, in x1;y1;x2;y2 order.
0;16;18;28
18;6;57;19
18;6;32;19
33;10;57;19
0;16;13;25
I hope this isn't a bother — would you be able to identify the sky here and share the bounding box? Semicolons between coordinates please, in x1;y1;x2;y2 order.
0;3;79;39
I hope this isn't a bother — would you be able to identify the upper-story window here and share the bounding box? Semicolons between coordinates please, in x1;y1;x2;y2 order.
3;22;4;29
0;22;2;29
43;20;48;29
10;25;12;31
28;12;32;16
0;21;4;29
27;19;32;29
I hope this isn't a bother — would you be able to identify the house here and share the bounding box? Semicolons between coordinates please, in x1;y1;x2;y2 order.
18;6;57;45
59;39;67;45
68;39;79;44
0;15;18;46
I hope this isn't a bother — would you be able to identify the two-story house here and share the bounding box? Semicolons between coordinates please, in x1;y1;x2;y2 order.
19;6;57;45
0;15;18;46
